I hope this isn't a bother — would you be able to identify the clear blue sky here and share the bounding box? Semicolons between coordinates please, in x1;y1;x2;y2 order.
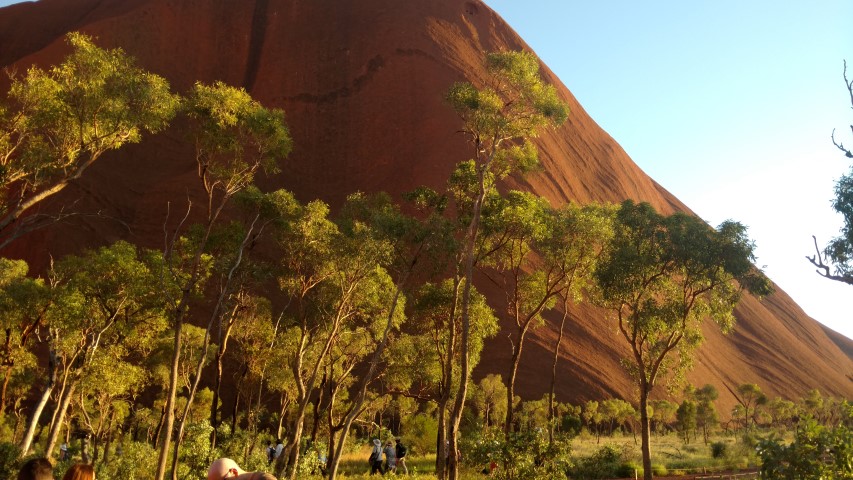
487;0;853;339
2;0;852;338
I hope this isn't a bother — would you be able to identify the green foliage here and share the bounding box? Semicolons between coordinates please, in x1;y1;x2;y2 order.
568;444;632;479
710;441;727;459
596;201;771;391
174;420;217;480
676;400;697;443
405;413;439;456
96;441;158;480
0;442;20;479
0;32;179;246
186;81;291;193
463;428;570;480
758;419;853;479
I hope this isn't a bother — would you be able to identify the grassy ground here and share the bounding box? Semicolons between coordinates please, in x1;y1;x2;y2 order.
571;430;760;476
306;431;762;478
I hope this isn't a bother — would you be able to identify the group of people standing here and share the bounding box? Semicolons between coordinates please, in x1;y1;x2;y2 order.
16;458;94;480
369;437;407;475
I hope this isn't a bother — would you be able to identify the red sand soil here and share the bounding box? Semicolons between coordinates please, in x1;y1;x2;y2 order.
1;0;851;414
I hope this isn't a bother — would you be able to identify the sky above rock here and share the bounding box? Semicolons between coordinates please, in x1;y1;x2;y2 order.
487;0;853;339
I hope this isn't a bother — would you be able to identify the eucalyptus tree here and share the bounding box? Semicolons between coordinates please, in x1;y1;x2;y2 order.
75;352;148;465
734;383;767;431
475;190;567;435
326;190;467;480
0;32;179;250
271;197;399;480
0;258;49;416
444;50;568;480
539;202;615;446
17;241;165;459
594;200;772;480
155;81;290;480
689;384;719;444
650;399;677;435
471;374;508;430
676;399;697;444
383;278;497;479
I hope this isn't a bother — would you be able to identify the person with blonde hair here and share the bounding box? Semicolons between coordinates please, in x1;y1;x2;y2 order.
62;463;94;480
207;457;277;480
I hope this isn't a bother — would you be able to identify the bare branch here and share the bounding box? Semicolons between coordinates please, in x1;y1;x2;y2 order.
806;235;853;286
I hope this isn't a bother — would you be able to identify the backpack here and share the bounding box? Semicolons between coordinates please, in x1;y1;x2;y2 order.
368;448;379;464
396;443;407;458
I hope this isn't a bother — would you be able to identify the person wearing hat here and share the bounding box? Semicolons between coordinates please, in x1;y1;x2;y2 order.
207;457;277;480
369;439;384;475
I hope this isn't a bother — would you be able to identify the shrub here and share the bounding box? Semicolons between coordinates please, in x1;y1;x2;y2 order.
405;413;438;456
462;428;571;480
568;444;628;479
710;441;727;458
95;441;157;480
651;463;668;476
758;419;853;479
0;442;21;480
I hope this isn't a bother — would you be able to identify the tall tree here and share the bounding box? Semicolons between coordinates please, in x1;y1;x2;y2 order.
155;81;290;480
444;49;568;480
271;196;398;480
594;200;772;480
18;241;164;458
383;278;497;480
733;383;767;431
0;258;49;416
0;32;179;250
477;191;565;436
540;202;615;446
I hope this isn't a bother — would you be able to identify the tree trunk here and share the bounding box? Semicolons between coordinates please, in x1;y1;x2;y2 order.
448;159;488;480
154;317;184;480
639;383;652;480
548;305;570;448
44;381;76;461
435;399;448;480
503;327;527;436
210;318;235;436
1;364;10;416
19;349;57;456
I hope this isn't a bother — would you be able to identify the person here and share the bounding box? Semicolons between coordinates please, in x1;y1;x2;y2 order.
382;439;396;474
207;458;277;480
266;441;275;465
274;438;284;460
62;463;94;480
16;457;53;480
394;437;408;475
368;438;383;475
60;442;69;460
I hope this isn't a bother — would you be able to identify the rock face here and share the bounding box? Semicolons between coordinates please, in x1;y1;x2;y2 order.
1;0;851;412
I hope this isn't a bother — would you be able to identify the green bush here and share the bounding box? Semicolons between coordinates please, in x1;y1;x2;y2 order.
758;419;853;479
95;441;157;480
0;442;21;480
651;463;668;476
462;428;571;480
568;444;628;479
405;413;438;456
710;441;727;458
